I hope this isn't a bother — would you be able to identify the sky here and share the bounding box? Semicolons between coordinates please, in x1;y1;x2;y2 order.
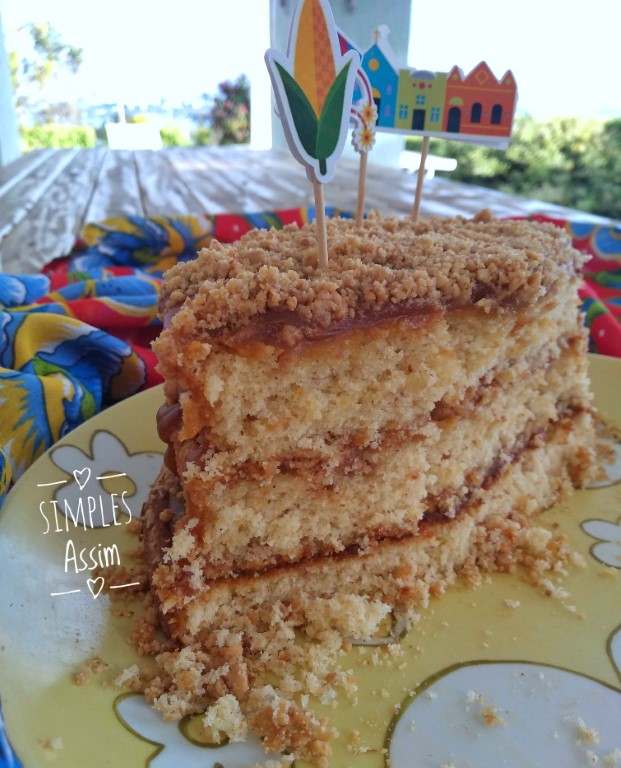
1;0;619;121
1;0;272;107
408;0;619;122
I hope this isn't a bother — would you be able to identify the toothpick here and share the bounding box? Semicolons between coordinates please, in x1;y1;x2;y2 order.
412;135;430;222
356;150;368;227
313;179;329;269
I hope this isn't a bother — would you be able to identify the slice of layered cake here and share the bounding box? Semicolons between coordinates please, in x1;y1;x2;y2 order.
138;210;596;759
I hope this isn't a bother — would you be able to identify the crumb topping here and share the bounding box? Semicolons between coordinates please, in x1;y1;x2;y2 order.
158;211;585;338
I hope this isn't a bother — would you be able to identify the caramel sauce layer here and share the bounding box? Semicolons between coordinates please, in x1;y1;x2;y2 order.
156;339;586;482
144;406;587;585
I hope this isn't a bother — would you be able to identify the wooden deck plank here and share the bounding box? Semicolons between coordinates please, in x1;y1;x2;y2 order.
194;149;284;210
0;149;55;198
84;149;144;223
133;149;206;215
0;149;79;252
1;148;108;273
164;147;309;213
225;150;313;210
244;150;313;205
157;148;220;211
191;150;414;217
1;146;615;274
163;147;249;212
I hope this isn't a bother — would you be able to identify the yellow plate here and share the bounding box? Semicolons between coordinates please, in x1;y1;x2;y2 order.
1;354;620;767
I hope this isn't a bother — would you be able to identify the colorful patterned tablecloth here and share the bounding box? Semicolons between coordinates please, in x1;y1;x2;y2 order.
0;208;620;766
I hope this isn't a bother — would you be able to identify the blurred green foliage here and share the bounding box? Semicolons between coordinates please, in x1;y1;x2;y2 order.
159;125;191;147
20;123;96;150
405;115;621;220
9;22;82;117
191;126;213;146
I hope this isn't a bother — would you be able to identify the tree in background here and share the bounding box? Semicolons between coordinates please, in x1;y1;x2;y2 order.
9;22;83;124
191;126;213;146
209;76;250;145
582;119;621;221
405;115;621;221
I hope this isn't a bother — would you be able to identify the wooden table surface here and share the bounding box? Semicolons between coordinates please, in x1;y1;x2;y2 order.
0;146;617;274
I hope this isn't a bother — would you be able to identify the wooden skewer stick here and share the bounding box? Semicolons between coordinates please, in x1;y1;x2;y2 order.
356;150;368;227
313;179;329;269
412;135;430;222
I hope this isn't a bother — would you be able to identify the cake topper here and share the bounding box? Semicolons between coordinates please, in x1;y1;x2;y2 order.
265;0;360;266
349;74;377;226
343;25;518;220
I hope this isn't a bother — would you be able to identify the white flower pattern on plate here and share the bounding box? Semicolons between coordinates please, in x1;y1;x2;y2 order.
388;627;621;767
50;431;162;527
581;518;621;568
115;694;285;767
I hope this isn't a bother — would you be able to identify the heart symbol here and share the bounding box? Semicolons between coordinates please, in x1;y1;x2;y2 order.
73;467;91;491
87;577;104;599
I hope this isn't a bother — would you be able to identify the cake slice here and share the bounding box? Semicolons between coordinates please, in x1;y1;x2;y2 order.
146;213;593;637
142;210;596;645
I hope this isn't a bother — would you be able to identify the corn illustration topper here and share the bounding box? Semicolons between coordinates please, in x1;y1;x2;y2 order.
265;0;360;184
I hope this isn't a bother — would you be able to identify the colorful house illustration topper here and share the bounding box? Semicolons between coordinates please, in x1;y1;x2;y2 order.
340;26;518;149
